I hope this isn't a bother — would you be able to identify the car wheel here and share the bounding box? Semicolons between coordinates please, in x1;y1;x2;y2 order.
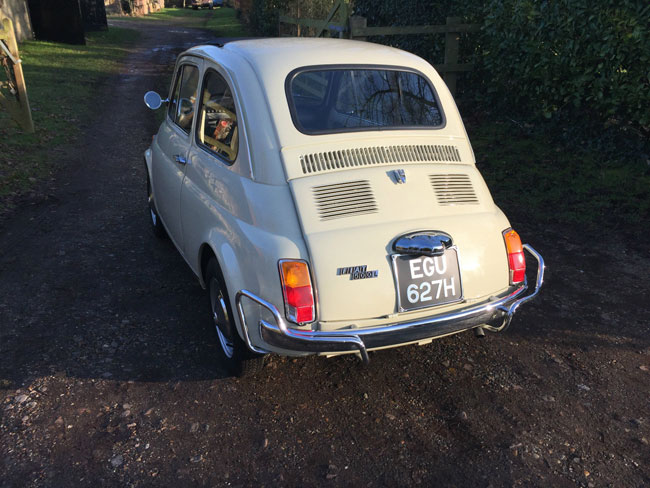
206;258;265;377
147;172;166;239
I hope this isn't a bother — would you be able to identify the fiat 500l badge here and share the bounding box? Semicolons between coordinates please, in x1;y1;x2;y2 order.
336;265;379;280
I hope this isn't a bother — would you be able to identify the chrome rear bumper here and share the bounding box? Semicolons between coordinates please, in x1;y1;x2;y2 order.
236;244;544;363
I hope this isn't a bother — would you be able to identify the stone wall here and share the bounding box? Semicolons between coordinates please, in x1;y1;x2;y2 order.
133;0;164;15
0;0;33;41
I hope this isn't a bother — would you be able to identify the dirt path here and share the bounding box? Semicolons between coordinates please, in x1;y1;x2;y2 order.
1;20;649;487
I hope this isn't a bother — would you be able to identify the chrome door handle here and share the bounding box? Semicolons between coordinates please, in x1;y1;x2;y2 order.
174;155;187;165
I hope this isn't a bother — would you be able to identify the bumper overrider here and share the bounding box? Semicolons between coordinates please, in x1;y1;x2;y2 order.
236;245;544;363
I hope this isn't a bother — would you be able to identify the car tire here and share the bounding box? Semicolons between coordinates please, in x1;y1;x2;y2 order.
206;258;265;377
147;172;166;239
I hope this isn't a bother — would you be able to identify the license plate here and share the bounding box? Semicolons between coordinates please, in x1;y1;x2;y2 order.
391;248;463;312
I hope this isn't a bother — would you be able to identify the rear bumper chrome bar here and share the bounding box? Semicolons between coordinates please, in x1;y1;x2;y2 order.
236;244;544;363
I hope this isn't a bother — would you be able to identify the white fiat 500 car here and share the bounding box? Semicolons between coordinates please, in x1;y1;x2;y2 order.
143;38;544;376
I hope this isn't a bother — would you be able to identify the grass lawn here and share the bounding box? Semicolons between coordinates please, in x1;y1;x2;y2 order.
110;7;251;37
0;27;140;212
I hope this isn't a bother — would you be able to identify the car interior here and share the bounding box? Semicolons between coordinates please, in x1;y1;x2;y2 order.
197;70;238;161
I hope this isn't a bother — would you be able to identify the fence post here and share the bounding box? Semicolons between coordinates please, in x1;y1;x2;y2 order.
349;15;366;41
443;16;460;97
0;18;34;133
315;0;343;38
296;6;301;37
338;1;347;38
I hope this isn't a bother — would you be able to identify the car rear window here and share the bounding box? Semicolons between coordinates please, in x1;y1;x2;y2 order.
287;67;444;134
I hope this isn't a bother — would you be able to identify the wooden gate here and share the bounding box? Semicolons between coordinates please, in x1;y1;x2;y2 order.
278;2;478;96
0;17;34;133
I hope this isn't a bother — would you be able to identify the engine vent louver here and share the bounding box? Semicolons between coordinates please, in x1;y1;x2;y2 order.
429;174;479;205
300;144;461;174
313;180;378;221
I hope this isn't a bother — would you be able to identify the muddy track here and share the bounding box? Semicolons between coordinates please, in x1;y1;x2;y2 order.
1;20;649;487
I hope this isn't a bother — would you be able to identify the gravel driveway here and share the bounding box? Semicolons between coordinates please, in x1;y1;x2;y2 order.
1;20;649;487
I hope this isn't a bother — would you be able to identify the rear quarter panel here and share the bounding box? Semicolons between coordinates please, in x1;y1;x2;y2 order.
180;154;308;345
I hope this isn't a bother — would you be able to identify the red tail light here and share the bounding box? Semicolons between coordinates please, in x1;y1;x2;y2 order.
279;260;315;325
503;229;526;284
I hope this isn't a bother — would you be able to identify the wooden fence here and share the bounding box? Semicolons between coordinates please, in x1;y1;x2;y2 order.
0;17;33;132
279;0;350;39
278;1;479;96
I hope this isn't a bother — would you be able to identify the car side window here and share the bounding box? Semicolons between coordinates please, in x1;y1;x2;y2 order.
168;64;199;134
195;69;239;163
167;67;182;122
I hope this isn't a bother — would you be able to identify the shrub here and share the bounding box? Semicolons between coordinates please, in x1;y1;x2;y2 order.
476;0;650;136
244;0;338;36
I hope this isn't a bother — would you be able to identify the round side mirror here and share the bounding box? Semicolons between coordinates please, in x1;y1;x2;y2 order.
144;91;163;110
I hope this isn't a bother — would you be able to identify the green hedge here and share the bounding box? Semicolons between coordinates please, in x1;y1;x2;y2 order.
245;0;286;36
244;0;338;36
476;0;650;134
352;0;650;136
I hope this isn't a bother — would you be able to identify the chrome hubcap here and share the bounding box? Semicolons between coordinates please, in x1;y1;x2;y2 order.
210;279;234;358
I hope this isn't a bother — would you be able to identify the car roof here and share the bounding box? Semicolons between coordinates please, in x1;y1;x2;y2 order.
185;37;430;78
180;38;465;172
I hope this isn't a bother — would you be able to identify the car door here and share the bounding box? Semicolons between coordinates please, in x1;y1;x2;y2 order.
180;65;254;271
152;57;202;250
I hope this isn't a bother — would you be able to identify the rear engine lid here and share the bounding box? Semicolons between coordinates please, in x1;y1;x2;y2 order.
288;160;511;323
